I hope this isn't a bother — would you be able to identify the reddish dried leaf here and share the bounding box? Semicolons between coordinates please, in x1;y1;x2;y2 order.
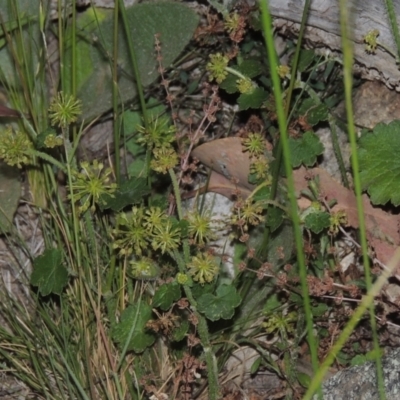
293;167;400;266
192;137;254;191
0;104;21;118
192;138;400;268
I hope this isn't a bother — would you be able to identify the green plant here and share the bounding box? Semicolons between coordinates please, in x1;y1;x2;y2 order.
1;0;400;399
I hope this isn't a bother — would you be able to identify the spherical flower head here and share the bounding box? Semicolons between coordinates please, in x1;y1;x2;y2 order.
241;199;264;226
236;77;256;94
186;211;216;245
224;12;240;33
310;201;322;211
151;217;181;254
224;11;246;43
0;126;33;168
68;159;117;213
250;157;271;181
232;198;264;231
44;134;63;148
187;252;219;284
206;53;229;84
263;311;297;335
49;92;82;129
144;207;167;233
364;29;379;54
176;272;189;285
329;210;347;235
242;133;265;157
150;145;179;174
136;115;176;149
129;257;160;280
112;206;148;256
277;65;290;79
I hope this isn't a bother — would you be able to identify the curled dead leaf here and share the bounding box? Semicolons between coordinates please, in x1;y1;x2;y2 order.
191;137;254;191
192;137;400;270
293;167;400;268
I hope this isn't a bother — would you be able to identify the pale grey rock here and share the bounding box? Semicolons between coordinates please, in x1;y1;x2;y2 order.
313;348;400;400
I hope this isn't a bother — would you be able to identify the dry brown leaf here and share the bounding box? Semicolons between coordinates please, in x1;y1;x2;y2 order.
192;138;400;269
182;171;251;200
293;167;400;267
191;137;254;191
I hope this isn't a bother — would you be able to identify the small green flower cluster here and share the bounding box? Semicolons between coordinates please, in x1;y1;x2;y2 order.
49;92;82;129
242;133;265;157
44;134;63;148
207;53;256;94
224;12;241;34
0;127;33;168
236;77;254;94
129;257;160;280
329;210;347;235
68;159;117;213
231;197;265;234
277;64;290;79
242;133;272;181
112;206;181;257
206;53;229;84
364;29;379;54
137;115;178;174
112;206;220;284
263;311;297;335
186;211;215;245
187;252;219;285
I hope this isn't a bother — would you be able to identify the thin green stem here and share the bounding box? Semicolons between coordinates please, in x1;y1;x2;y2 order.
260;0;320;389
384;0;400;62
304;248;400;399
173;249;219;400
118;0;149;130
112;1;121;183
338;2;385;398
328;114;349;187
169;168;183;220
169;164;219;399
284;0;311;117
70;0;78;143
225;66;249;81
259;0;312;263
25;149;67;173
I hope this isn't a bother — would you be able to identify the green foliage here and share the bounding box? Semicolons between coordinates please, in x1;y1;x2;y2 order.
219;60;263;94
100;177;150;211
350;348;384;366
65;2;199;120
0;0;387;398
197;285;241;321
289;131;324;168
0;162;20;233
299;98;329;126
30;249;69;296
237;87;269;110
250;357;262;374
358;120;400;205
263;292;281;312
297;372;311;388
0;0;41;87
111;303;155;353
297;49;316;72
311;302;329;317
152;283;181;311
304;211;330;234
172;320;189;341
266;206;284;232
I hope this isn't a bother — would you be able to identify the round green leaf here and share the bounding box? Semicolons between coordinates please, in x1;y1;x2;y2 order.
359;120;400;205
